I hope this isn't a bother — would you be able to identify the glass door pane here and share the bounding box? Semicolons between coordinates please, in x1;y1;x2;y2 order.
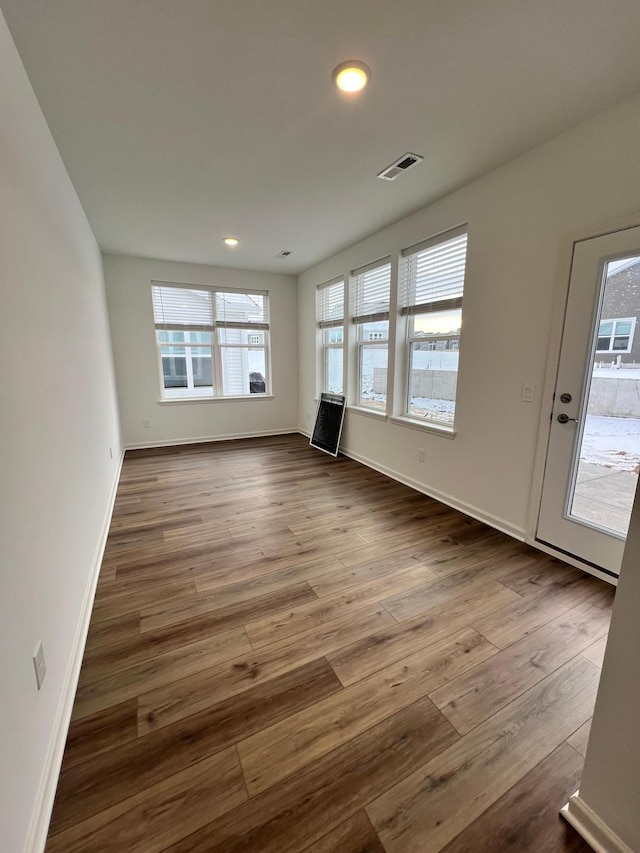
568;255;640;536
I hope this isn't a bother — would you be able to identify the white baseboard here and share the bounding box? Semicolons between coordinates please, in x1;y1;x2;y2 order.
299;429;621;582
303;432;526;541
25;448;125;853
561;791;634;853
125;427;298;451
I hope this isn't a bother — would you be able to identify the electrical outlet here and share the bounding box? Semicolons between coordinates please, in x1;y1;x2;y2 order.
418;448;425;462
522;385;535;403
33;642;46;690
143;418;150;428
305;410;311;423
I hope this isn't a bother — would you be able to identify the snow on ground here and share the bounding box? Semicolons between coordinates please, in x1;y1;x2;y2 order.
409;397;455;424
580;415;640;471
592;367;640;378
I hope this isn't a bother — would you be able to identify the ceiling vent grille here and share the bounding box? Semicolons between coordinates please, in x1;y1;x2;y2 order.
275;249;293;258
377;152;424;181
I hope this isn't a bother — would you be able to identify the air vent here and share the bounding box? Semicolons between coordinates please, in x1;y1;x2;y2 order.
275;250;293;258
377;152;424;181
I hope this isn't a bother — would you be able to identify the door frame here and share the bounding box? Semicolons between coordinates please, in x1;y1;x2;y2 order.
525;213;640;586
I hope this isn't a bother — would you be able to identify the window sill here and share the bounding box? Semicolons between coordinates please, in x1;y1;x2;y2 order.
158;394;274;405
346;405;388;422
389;415;457;439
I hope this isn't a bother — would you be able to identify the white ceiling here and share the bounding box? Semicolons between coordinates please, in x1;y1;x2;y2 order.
4;0;640;274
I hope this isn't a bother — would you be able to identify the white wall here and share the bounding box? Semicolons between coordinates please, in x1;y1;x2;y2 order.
0;11;122;853
297;94;640;539
104;254;298;448
571;484;640;849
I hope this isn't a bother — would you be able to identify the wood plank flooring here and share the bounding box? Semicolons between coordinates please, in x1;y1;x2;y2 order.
46;434;615;852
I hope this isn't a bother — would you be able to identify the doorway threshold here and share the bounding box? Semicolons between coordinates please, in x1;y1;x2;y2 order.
531;537;619;586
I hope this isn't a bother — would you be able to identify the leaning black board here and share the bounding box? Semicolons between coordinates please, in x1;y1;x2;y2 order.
310;393;346;457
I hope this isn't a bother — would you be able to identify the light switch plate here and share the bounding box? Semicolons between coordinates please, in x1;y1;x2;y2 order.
522;385;535;402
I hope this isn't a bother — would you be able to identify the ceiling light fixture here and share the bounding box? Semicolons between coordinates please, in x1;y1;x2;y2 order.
332;60;371;93
223;237;239;246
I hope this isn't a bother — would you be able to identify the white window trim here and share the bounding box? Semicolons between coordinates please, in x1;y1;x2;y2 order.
351;259;391;412
389;414;457;438
317;276;345;396
158;394;275;405
399;226;467;429
151;281;271;400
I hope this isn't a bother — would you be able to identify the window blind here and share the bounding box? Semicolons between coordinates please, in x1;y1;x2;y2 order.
215;291;269;330
316;278;344;329
351;260;391;324
400;226;468;316
152;283;269;331
152;285;214;331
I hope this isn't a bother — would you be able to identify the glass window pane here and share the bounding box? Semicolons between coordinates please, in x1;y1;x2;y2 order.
324;327;344;345
615;320;633;335
408;341;458;424
411;308;462;339
597;336;611;351
191;355;212;388
218;327;265;345
325;347;343;394
221;347;267;395
359;321;388;342
162;356;187;388
359;344;387;409
613;337;629;350
182;330;212;344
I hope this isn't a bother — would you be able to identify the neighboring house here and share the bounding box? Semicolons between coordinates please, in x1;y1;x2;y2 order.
596;257;640;366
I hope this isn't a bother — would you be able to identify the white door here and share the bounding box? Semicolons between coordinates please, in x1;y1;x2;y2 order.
537;226;640;577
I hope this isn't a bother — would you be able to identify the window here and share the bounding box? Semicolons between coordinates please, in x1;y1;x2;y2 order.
151;282;270;399
400;226;468;426
351;260;391;411
316;278;344;394
596;318;635;353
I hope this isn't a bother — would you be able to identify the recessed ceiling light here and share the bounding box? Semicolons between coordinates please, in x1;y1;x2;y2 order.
223;237;239;246
333;60;371;93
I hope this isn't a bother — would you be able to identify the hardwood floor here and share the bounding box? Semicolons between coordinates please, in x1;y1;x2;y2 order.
46;434;614;852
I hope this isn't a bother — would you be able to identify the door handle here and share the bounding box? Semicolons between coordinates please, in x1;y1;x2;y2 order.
557;413;578;424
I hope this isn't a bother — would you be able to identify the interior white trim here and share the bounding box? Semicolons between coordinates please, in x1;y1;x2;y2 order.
388;415;457;439
125;427;298;451
157;395;275;405
561;791;634;853
527;212;640;544
25;447;125;853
